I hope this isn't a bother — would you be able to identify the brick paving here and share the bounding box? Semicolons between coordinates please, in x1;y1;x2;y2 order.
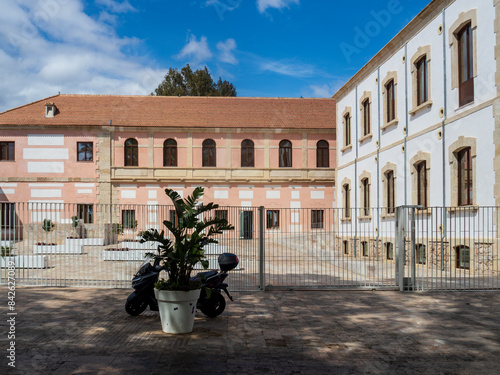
1;287;500;374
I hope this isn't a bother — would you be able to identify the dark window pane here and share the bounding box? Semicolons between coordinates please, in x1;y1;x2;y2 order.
203;139;216;167
77;142;93;162
458;23;474;106
279;140;292;167
363;100;371;136
386;80;395;122
241;139;255;167
316;140;329;168
77;204;94;224
416;56;428;106
344;114;351;146
0;203;15;228
163;139;177;167
266;210;279;229
458;147;472;206
311;210;324;229
0;142;15;161
124;138;138;167
122;210;136;229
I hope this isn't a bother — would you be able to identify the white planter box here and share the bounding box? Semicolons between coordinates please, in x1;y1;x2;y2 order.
33;245;83;254
102;249;152;261
65;238;104;246
121;241;158;250
0;255;49;269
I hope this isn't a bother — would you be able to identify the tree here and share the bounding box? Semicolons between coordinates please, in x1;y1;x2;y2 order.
152;64;236;97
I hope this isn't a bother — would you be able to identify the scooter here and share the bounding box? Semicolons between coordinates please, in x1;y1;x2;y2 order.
125;252;239;318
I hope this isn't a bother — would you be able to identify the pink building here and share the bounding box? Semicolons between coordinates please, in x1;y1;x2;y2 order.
0;95;335;233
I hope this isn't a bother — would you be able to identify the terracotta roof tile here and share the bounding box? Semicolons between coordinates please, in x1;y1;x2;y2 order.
0;94;336;129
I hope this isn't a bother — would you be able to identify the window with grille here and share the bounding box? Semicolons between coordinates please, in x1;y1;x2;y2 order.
362;241;369;257
124;138;138;166
386;242;394;260
202;139;216;167
163;139;177;167
416;244;426;264
343;240;349;255
0;203;15;228
455;245;470;269
241;139;254;167
215;210;228;222
416;161;427;207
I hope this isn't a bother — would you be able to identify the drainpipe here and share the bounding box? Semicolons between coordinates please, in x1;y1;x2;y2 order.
354;85;358;257
377;67;381;261
404;42;408;206
441;8;448;270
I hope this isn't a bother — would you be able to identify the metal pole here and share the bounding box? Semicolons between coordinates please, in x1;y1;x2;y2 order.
259;206;265;291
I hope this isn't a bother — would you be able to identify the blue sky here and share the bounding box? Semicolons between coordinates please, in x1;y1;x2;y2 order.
0;0;430;112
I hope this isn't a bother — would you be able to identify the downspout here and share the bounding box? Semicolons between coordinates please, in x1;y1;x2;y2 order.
354;85;359;257
441;8;447;270
404;42;409;206
377;67;381;261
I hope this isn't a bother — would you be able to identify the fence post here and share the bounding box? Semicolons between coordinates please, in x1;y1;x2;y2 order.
395;206;405;291
259;206;265;291
410;207;416;291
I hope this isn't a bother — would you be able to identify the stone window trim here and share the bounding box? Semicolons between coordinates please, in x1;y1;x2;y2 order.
381;71;399;130
449;9;478;91
410;151;432;215
341;106;352;150
409;45;432;116
358;170;372;220
341;177;352;221
448;136;477;209
359;91;372;138
381;162;397;218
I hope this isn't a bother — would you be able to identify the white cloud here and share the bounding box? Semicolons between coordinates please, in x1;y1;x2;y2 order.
95;0;137;14
307;81;346;98
217;39;237;65
260;59;315;77
175;35;213;64
0;0;163;112
257;0;299;13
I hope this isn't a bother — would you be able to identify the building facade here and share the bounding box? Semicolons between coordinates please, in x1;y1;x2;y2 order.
0;95;335;233
333;0;500;271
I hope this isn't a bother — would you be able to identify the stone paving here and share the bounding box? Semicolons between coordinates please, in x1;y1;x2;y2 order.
1;287;500;374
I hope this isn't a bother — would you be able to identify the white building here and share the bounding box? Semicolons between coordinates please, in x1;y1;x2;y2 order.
333;0;500;273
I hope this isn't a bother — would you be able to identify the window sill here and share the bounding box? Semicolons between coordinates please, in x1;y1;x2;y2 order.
358;133;373;144
380;213;395;219
447;205;479;214
341;145;352;153
409;100;433;116
456;100;475;111
358;215;372;221
0;160;15;162
340;217;352;222
415;207;432;216
381;118;399;131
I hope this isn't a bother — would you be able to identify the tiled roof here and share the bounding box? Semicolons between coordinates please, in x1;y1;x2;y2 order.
0;94;335;129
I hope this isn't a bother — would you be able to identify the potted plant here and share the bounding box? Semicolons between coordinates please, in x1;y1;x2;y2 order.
141;187;234;334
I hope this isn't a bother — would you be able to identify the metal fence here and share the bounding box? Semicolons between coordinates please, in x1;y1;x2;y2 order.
0;202;499;291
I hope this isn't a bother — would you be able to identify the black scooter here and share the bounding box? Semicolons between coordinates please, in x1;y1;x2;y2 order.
125;253;239;318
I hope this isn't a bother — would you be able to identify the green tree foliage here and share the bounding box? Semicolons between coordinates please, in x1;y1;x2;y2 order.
152;64;236;97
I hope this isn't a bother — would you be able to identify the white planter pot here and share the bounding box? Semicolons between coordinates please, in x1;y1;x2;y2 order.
154;289;201;334
0;255;48;269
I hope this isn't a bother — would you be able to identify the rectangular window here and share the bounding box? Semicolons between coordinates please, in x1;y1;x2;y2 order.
386;242;394;260
122;210;136;229
77;204;94;224
77;142;93;162
344;114;351;146
343;240;349;255
215;209;228;222
386;171;395;214
0;203;15;229
311;210;324;229
363;99;371;136
362;178;370;216
416;244;426;265
458;23;474;106
416;56;428;106
362;241;369;257
417;161;427;207
266;210;280;229
0;142;15;161
343;184;350;218
456;246;470;270
458;147;472;206
386;80;395;122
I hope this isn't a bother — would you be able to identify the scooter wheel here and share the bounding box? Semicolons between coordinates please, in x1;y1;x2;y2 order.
125;292;148;316
200;291;226;318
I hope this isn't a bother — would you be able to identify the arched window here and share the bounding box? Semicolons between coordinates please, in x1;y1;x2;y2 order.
163;139;177;167
124;138;138;166
279;140;292;168
202;139;216;167
316;140;329;168
241;139;254;167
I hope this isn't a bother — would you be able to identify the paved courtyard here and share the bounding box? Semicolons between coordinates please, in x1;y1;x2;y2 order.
1;287;500;374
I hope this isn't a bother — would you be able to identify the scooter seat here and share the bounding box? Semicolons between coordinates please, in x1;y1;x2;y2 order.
196;270;218;278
